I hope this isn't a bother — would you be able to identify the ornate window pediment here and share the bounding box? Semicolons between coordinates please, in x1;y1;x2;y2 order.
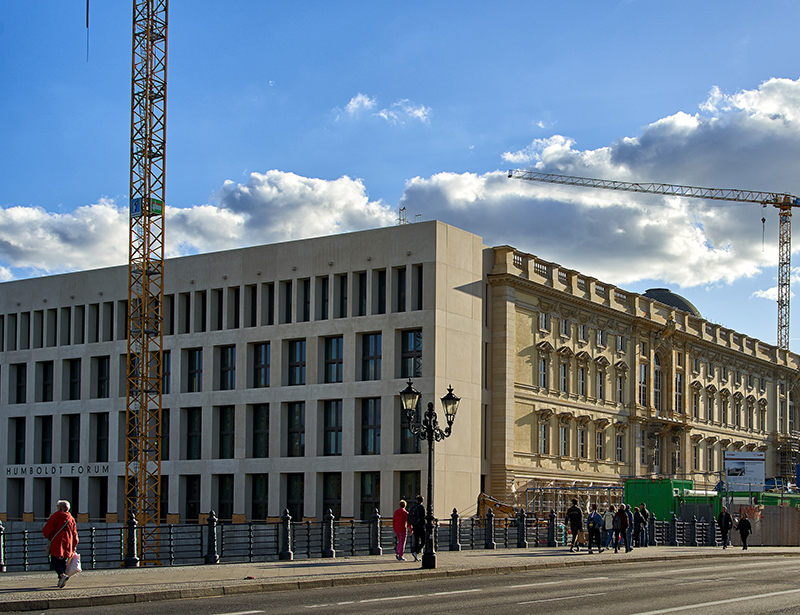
691;380;703;391
594;417;610;429
720;438;732;448
705;435;718;445
594;356;610;367
577;415;592;427
757;444;768;452
705;384;717;396
537;408;554;420
690;433;704;443
720;389;730;399
575;350;592;364
557;411;574;425
746;394;756;405
733;391;744;401
733;441;745;450
557;345;574;358
758;398;768;408
614;420;628;433
745;443;757;451
614;360;629;372
536;341;554;354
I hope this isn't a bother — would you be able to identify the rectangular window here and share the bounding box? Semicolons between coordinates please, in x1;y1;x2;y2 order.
300;279;311;322
159;409;168;461
12;363;26;404
578;429;587;458
616;434;625;462
336;274;348;318
286;473;304;521
638;364;648;406
323;400;342;456
185;475;201;522
96;356;110;398
693;445;699;470
559;363;569;393
217;474;234;520
375;270;387;315
359;472;380;520
322;472;342;519
186;407;202;460
252;403;269;458
40;361;54;402
361;332;382;381
163;350;171;394
39;415;53;464
188;348;203;393
67;414;80;463
218;406;235;459
597;330;607;347
11;417;26;464
559;425;569;456
538;312;549;331
219;345;236;391
617;335;626;353
253;342;270;388
560;318;569;337
579;324;588;341
596;431;604;460
400;329;422;379
640;431;647;465
395;267;406;312
617;375;624;404
324;336;344;383
319;276;330;320
578;367;586;396
539;423;549;454
675;373;684;414
287;402;305;457
251;474;268;520
596;370;605;400
707;445;714;471
288;339;306;386
282;280;292;324
413;264;423;310
539;358;548;389
399;470;421;504
357;272;367;317
361;398;381;455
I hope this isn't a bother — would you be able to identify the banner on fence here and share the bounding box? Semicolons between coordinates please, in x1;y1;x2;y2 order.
724;451;765;492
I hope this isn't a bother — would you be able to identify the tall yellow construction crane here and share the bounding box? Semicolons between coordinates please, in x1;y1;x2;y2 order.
508;170;800;350
124;0;168;565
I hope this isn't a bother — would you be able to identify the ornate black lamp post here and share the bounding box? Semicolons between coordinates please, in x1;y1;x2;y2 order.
399;379;460;569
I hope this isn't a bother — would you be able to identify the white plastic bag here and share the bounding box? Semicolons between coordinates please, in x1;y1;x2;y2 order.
65;552;82;577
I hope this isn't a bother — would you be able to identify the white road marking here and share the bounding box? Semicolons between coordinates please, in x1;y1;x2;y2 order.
519;592;606;605
631;587;800;614
429;589;483;596
212;611;265;615
358;595;418;603
507;577;608;589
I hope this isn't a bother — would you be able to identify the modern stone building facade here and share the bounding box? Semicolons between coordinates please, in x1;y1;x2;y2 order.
1;220;798;524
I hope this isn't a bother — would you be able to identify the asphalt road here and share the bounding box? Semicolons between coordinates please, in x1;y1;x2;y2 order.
28;556;800;615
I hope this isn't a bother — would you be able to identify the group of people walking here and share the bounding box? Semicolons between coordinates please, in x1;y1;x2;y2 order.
392;496;427;561
566;499;755;553
566;499;650;554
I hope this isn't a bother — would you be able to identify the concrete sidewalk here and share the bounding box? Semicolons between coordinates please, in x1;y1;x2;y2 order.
2;546;799;612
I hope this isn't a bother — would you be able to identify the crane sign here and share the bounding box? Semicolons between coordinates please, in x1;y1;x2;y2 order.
508;170;800;350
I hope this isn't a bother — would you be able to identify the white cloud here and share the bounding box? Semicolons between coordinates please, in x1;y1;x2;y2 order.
344;93;377;116
335;94;431;125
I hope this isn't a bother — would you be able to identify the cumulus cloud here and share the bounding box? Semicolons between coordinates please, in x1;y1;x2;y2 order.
0;172;395;279
405;78;800;290
335;93;431;125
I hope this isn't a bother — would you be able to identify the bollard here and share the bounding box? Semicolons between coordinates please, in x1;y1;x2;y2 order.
547;510;556;547
648;513;656;546
670;512;678;546
0;519;5;573
691;515;699;547
516;509;528;549
204;511;219;564
279;509;294;561
123;510;140;568
484;508;496;550
370;508;382;556
322;508;336;558
449;508;461;551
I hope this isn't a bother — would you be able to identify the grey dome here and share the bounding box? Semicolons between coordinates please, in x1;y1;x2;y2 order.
643;288;702;318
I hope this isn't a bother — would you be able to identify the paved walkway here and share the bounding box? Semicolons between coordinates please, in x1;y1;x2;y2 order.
1;546;799;612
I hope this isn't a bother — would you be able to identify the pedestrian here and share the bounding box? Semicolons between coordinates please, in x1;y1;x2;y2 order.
392;500;412;561
565;498;583;552
736;512;752;550
640;502;650;547
633;506;644;548
603;505;616;548
718;505;733;549
42;500;79;589
586;503;604;554
408;495;426;562
613;505;631;553
625;504;634;548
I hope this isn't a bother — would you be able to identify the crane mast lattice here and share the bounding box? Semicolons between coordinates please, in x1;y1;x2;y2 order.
125;0;168;565
508;170;800;350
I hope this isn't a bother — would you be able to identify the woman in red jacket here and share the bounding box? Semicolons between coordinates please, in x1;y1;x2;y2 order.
42;500;79;588
392;500;413;561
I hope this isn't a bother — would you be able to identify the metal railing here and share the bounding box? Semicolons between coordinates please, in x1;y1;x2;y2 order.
0;510;720;573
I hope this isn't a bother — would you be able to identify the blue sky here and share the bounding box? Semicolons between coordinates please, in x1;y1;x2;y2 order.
3;1;800;349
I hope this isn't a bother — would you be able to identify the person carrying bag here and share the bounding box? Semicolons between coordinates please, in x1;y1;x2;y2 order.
42;500;79;589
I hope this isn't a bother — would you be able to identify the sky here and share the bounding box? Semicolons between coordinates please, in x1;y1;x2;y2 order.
3;1;800;349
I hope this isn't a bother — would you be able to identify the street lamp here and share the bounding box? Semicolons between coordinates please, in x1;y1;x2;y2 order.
399;379;460;569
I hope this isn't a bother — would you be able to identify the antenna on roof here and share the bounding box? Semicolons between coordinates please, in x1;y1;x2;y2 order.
85;0;90;61
398;207;408;225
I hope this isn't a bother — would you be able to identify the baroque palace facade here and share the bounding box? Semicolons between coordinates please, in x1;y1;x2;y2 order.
1;220;798;525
